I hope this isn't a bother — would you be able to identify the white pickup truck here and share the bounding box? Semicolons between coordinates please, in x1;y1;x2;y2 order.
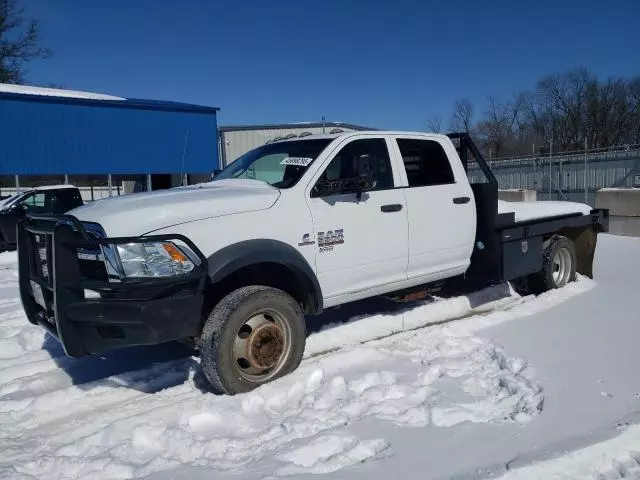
17;132;609;394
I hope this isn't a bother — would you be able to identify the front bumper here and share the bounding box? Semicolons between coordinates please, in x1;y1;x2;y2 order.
17;214;208;357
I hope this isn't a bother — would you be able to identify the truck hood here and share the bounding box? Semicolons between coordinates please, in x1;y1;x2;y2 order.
69;179;280;236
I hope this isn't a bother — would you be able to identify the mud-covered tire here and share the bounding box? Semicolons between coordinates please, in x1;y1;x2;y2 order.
200;285;306;395
528;235;577;294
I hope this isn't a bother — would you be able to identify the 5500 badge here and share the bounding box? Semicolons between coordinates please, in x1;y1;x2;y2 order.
317;229;344;253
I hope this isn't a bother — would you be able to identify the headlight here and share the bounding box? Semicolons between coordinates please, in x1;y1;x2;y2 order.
116;241;195;278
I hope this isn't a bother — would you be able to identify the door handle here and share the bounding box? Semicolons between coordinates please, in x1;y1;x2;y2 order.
453;196;470;204
380;204;403;213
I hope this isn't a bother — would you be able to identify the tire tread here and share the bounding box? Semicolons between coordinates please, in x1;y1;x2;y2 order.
200;285;305;395
528;235;577;294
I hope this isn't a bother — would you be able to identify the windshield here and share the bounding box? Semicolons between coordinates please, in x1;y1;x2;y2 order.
215;139;333;188
0;192;27;210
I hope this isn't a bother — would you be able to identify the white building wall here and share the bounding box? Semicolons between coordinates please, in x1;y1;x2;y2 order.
220;124;366;166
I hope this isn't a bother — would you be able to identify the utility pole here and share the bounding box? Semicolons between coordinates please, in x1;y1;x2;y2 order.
584;137;588;204
532;143;536;191
558;155;562;201
549;137;553;200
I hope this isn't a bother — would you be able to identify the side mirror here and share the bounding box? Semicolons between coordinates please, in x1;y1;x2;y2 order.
354;153;377;190
313;154;377;197
10;203;27;216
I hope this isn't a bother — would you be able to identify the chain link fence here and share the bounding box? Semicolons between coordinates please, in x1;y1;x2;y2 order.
468;146;640;206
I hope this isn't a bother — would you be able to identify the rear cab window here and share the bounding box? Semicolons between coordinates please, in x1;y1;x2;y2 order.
395;138;455;187
52;189;84;213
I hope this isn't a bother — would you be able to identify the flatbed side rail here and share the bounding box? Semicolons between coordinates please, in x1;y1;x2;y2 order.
498;208;609;241
447;132;498;186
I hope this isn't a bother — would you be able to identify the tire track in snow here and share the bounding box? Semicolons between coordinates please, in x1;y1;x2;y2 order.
0;357;199;432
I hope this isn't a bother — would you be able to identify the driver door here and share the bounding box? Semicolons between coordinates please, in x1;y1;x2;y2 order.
305;136;409;305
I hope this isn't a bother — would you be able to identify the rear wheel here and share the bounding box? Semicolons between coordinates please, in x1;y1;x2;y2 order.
528;235;577;294
200;285;306;395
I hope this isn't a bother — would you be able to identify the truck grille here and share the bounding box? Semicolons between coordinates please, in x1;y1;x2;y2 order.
30;234;52;285
38;246;49;278
26;225;109;287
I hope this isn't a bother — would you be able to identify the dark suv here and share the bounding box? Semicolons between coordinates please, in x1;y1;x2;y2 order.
0;185;84;252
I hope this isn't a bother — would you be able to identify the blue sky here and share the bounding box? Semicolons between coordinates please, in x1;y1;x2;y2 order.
23;0;640;130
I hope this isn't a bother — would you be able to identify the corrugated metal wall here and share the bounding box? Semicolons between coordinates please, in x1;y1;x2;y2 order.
0;97;219;175
221;125;363;166
467;150;640;206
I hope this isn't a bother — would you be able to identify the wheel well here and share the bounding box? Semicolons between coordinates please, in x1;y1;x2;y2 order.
203;262;318;318
544;225;598;278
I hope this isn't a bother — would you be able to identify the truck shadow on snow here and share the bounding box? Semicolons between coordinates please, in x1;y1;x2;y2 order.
41;334;199;394
40;282;513;394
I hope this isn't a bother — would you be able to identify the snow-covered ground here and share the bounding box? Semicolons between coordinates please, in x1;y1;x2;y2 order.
1;234;639;480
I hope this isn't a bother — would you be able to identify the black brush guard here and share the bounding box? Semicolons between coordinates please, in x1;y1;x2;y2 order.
17;214;208;357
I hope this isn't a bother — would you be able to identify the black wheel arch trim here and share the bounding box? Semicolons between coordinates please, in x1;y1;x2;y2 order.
207;239;323;314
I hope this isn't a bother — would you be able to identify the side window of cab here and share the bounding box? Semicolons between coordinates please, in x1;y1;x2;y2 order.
20;192;49;214
396;138;455;187
311;138;394;197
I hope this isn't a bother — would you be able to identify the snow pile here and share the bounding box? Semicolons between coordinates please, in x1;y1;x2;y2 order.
276;435;389;476
0;322;542;479
498;199;592;222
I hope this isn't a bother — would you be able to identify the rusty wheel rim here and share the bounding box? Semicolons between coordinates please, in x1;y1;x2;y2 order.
232;308;292;383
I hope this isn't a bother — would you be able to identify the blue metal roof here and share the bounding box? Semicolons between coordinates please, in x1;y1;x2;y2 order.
0;89;219;175
0;89;219;114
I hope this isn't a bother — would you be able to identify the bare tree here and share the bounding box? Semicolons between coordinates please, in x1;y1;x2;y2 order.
441;68;640;157
629;77;640;144
476;95;523;157
533;68;596;150
0;0;51;84
450;99;474;133
425;115;443;133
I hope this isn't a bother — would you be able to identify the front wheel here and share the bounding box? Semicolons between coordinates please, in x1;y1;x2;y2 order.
200;286;306;395
528;235;577;294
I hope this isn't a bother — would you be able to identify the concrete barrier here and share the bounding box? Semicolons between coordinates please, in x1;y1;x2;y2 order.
498;189;537;202
596;188;640;237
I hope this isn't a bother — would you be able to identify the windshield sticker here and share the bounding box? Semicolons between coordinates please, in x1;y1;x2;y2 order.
280;157;314;166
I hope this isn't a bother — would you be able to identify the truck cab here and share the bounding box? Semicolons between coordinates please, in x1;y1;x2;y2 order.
204;131;477;306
